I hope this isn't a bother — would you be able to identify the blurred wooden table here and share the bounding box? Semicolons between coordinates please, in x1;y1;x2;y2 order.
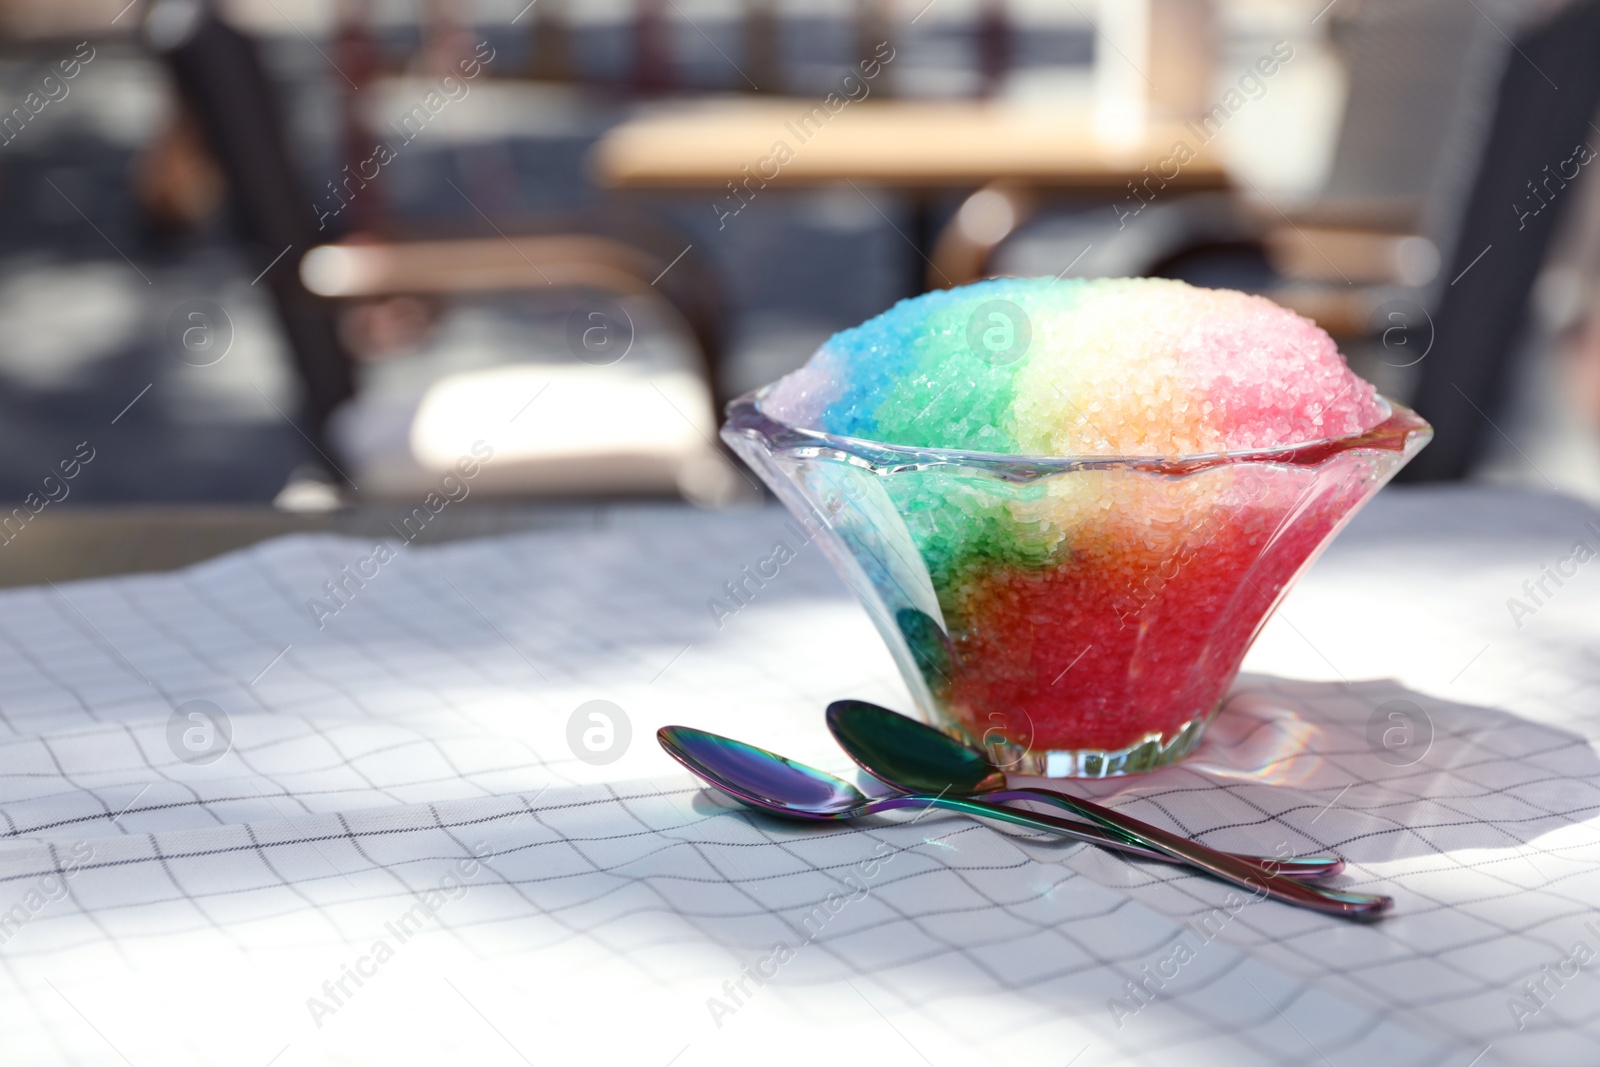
594;98;1229;293
0;506;612;588
593;99;1228;191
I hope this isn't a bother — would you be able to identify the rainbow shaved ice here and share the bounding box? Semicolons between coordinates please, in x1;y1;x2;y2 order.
763;277;1386;455
746;278;1420;772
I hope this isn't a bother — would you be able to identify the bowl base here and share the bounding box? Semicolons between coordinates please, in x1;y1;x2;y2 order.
954;711;1214;778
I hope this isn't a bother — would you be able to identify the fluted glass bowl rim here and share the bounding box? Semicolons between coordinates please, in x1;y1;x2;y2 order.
724;388;1428;482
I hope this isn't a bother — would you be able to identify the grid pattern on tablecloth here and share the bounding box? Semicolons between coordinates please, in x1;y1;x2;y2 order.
0;781;1460;1067
0;507;907;842
0;490;1597;1065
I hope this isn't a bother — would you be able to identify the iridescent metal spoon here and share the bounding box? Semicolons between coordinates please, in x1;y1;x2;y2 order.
824;699;1342;880
825;700;1391;920
660;725;1294;870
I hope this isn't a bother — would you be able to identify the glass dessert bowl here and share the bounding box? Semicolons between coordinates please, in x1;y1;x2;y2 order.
724;391;1431;777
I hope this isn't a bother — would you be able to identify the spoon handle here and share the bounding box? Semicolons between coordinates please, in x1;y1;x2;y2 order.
861;793;1197;863
990;789;1345;881
992;789;1391;919
862;794;1342;881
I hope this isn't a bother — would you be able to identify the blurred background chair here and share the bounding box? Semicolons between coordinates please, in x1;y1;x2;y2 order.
1403;0;1600;480
144;0;736;505
947;0;1600;483
939;4;1477;363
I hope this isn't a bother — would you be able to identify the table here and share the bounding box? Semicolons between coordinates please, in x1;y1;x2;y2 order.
0;505;601;588
593;100;1229;192
2;486;1599;1065
592;98;1229;292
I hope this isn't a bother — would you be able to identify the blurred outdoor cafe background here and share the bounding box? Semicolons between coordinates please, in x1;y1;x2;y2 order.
2;0;1600;575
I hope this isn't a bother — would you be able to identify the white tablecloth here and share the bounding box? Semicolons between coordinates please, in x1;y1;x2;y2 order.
2;486;1599;1066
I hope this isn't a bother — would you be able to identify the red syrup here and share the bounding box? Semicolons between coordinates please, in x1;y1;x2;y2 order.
937;469;1373;754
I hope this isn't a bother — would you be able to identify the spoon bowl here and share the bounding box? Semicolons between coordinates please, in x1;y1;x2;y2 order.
825;699;1006;797
657;725;867;819
827;700;1380;907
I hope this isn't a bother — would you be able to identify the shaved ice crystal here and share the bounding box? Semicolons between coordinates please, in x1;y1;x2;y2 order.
761;277;1387;456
